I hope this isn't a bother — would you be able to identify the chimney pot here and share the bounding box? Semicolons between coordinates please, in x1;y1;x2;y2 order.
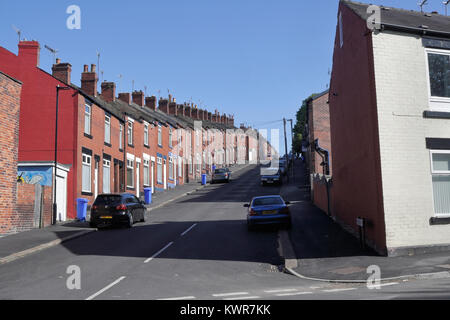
52;61;72;84
145;96;157;111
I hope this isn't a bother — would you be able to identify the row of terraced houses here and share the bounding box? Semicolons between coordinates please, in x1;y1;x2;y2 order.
0;40;274;236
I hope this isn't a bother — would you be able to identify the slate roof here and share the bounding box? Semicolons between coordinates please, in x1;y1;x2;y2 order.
343;0;450;38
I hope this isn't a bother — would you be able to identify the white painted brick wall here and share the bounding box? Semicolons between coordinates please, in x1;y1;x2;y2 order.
372;31;450;249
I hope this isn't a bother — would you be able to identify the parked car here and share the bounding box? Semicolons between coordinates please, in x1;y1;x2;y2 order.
244;195;291;230
211;168;231;184
278;159;287;176
260;166;282;185
90;193;147;228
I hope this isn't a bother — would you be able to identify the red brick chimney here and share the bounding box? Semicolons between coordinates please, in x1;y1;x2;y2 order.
159;98;169;113
52;59;72;84
208;112;212;122
169;101;177;116
118;92;131;104
18;41;40;67
132;90;144;106
145;96;157;111
184;105;192;118
101;82;116;102
81;64;98;96
177;104;184;116
191;106;198;120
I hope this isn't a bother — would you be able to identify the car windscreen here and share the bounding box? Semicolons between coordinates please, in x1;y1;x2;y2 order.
215;169;227;173
252;197;284;206
93;195;123;205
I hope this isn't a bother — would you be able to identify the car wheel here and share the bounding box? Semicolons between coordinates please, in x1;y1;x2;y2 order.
127;212;133;228
89;221;96;228
140;211;146;223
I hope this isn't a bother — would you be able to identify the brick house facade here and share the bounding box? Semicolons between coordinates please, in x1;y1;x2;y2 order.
0;71;22;235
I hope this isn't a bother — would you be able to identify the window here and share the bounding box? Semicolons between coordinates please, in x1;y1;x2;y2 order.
144;123;149;146
431;151;450;216
169;157;173;180
119;124;123;150
82;153;91;192
158;125;162;147
104;115;111;144
143;159;150;186
157;157;163;184
427;50;450;109
127;121;133;145
127;159;134;188
84;104;91;135
178;158;183;177
103;159;111;193
169;127;173;148
339;11;343;48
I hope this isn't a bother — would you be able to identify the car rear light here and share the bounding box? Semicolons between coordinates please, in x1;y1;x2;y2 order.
116;204;127;211
91;205;98;210
249;208;257;216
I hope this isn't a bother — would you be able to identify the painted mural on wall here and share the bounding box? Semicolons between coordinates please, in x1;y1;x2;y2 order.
17;166;53;186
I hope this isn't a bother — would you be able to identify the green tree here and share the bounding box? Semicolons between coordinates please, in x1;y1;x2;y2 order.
292;94;317;156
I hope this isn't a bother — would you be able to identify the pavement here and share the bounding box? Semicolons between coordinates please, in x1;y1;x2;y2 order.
281;159;450;283
0;163;249;265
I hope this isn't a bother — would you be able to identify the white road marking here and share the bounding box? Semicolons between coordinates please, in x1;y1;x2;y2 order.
144;242;174;263
86;276;126;300
275;291;313;297
158;296;196;300
224;296;261;300
377;282;399;287
212;292;249;297
264;288;298;293
181;223;198;236
322;288;358;293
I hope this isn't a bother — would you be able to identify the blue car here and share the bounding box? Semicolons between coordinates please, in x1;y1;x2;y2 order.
244;195;292;230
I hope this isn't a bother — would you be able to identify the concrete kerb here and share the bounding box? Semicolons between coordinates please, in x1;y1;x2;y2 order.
0;229;95;265
0;164;253;266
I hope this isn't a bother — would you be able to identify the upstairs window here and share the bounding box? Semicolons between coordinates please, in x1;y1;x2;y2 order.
119;124;123;150
427;49;450;111
144;123;149;146
169;127;173;148
104;115;111;144
158;125;162;147
84;104;91;135
127;120;133;145
431;150;450;217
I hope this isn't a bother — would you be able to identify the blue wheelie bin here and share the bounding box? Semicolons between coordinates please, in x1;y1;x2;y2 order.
77;198;89;221
144;187;152;204
201;174;207;185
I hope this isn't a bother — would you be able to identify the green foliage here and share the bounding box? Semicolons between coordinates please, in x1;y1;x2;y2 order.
292;94;317;155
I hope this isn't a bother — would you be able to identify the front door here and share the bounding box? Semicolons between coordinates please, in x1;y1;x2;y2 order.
151;161;155;194
136;162;140;198
163;159;167;190
55;174;67;221
94;159;99;199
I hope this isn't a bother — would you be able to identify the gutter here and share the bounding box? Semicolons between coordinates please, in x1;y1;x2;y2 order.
381;23;450;39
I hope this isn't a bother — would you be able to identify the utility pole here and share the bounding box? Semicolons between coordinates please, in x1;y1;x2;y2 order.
283;118;289;183
288;119;294;183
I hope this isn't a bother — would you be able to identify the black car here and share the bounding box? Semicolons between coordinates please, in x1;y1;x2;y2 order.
90;193;147;228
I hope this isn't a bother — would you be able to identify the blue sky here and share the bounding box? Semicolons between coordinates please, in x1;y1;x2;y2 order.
0;0;446;154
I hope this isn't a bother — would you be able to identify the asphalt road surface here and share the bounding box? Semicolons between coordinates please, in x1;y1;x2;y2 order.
0;165;449;300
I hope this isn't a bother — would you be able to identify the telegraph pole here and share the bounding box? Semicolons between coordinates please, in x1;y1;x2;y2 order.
288;119;294;183
283;118;289;183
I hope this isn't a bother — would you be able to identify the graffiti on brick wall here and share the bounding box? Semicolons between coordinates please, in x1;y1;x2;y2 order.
17;166;53;186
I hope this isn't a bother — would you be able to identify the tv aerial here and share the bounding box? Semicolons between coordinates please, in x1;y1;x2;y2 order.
44;45;59;64
418;0;428;12
444;0;450;15
11;25;21;43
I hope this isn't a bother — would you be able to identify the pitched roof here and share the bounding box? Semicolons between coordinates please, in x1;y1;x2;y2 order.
342;0;450;38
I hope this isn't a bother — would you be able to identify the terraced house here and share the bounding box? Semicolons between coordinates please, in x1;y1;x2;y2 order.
0;40;260;234
328;1;450;256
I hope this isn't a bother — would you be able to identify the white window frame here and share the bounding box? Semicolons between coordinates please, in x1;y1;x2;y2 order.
119;124;123;150
84;104;91;135
168;156;174;180
169;127;173;148
144;123;149;146
143;159;150;186
82;153;92;193
127;159;134;188
158;125;162;147
103;158;111;193
127;120;134;146
157;157;163;184
425;48;450;112
104;114;111;144
430;150;450;217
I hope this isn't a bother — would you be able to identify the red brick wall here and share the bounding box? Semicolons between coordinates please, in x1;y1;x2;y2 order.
312;175;330;214
328;3;386;255
0;72;21;235
15;183;52;230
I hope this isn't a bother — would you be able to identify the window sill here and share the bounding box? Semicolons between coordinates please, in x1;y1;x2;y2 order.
158;145;163;148
128;144;134;149
119;148;124;153
423;111;450;119
84;133;93;139
81;191;93;196
430;217;450;225
126;186;135;191
144;144;150;149
104;142;112;148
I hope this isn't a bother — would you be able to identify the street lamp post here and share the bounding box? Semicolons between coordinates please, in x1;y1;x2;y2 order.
52;85;70;225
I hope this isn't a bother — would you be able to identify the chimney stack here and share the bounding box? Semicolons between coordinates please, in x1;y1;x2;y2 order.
52;60;72;84
184;105;192;118
177;104;184;116
118;92;131;104
191;106;198;120
132;90;144;106
145;96;157;111
18;41;40;67
159;98;169;114
101;82;116;102
81;64;98;96
169;101;177;116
